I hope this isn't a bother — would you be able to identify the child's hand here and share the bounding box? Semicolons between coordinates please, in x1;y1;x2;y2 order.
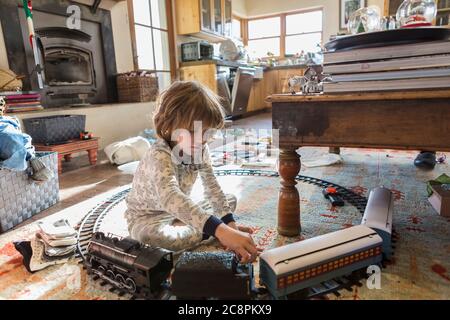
227;222;254;234
215;224;258;264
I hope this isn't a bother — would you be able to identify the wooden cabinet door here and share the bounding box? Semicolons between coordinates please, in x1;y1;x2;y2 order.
248;79;265;112
200;0;213;32
264;70;279;107
212;0;224;34
179;64;218;93
224;0;232;37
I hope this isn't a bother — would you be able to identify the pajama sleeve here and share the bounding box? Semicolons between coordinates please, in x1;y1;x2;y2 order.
150;148;223;236
198;145;234;223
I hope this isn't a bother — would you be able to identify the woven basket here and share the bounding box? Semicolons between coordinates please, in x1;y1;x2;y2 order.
0;152;59;233
0;68;23;91
23;115;86;145
117;72;159;103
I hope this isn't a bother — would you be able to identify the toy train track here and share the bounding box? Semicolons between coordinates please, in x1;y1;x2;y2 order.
76;170;368;261
76;188;131;261
75;169;382;300
213;169;368;213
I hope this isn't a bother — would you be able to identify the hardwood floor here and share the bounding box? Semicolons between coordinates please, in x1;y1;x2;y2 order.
9;111;273;231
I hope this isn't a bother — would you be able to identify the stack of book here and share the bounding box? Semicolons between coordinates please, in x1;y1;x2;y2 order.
1;91;43;112
322;40;450;93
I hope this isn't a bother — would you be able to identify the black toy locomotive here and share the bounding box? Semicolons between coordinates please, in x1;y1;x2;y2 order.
85;232;173;299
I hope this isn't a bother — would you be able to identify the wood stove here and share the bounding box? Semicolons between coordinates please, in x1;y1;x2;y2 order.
0;0;117;107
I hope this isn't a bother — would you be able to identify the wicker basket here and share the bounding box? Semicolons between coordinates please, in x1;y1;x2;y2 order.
117;71;159;103
0;152;59;233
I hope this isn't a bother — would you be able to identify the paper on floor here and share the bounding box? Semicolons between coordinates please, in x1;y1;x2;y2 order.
302;153;343;168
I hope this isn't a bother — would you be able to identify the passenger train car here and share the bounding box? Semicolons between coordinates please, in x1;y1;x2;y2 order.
361;186;394;259
259;225;383;299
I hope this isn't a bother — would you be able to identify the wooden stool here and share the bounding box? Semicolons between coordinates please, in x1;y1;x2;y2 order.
34;138;99;175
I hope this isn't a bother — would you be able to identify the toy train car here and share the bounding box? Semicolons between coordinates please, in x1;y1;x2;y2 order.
361;186;394;259
171;251;256;299
259;225;383;299
85;232;173;299
83;186;394;300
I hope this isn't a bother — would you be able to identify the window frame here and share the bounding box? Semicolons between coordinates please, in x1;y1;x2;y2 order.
232;14;244;40
244;7;324;59
127;0;176;81
247;14;282;59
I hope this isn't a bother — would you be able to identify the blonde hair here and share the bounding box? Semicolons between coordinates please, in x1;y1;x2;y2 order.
153;81;225;141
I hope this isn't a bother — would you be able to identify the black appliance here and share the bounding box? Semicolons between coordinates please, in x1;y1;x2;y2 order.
181;41;214;62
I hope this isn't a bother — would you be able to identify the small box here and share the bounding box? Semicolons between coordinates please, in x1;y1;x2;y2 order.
23;115;86;145
428;184;450;217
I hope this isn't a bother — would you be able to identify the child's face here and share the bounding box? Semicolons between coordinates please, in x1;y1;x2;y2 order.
175;128;215;156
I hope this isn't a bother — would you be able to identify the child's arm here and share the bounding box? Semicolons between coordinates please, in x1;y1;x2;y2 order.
198;145;234;223
149;149;222;237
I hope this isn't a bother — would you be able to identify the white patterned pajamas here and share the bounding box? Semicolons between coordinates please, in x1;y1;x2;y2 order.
125;138;237;252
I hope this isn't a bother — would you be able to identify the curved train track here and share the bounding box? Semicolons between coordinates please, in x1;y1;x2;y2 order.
75;169;382;299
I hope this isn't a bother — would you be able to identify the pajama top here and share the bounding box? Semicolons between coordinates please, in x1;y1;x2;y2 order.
125;138;234;236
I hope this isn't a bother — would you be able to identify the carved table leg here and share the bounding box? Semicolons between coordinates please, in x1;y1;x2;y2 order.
88;149;98;165
64;154;72;162
278;148;301;236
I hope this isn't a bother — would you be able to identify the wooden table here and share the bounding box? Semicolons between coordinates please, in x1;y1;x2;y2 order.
35;138;99;175
268;90;450;237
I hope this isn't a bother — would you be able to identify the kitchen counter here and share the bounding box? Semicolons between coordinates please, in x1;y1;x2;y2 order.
264;64;318;70
179;59;317;71
179;59;246;68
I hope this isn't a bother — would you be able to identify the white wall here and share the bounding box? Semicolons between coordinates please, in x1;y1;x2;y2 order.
15;102;156;150
240;0;385;42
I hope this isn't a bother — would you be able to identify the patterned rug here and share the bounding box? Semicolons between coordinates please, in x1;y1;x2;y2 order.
1;147;449;300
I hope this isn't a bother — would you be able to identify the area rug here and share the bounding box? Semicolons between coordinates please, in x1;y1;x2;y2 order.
0;147;449;300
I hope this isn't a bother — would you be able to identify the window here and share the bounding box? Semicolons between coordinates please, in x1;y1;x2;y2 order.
285;10;322;55
132;0;172;90
247;16;281;58
244;9;323;59
232;17;241;40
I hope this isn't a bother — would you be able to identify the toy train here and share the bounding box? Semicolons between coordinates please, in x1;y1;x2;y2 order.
171;251;256;299
84;186;393;300
361;186;393;259
85;232;173;299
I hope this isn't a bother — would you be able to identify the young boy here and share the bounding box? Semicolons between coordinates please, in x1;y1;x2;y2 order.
125;81;258;263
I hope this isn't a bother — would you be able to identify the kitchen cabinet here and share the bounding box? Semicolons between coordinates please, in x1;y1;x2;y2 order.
179;63;218;94
201;0;213;32
248;67;306;111
223;0;232;38
247;78;265;113
175;0;231;42
179;62;308;114
213;0;224;34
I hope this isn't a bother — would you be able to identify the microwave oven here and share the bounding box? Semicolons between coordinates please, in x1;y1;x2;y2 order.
181;41;214;62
